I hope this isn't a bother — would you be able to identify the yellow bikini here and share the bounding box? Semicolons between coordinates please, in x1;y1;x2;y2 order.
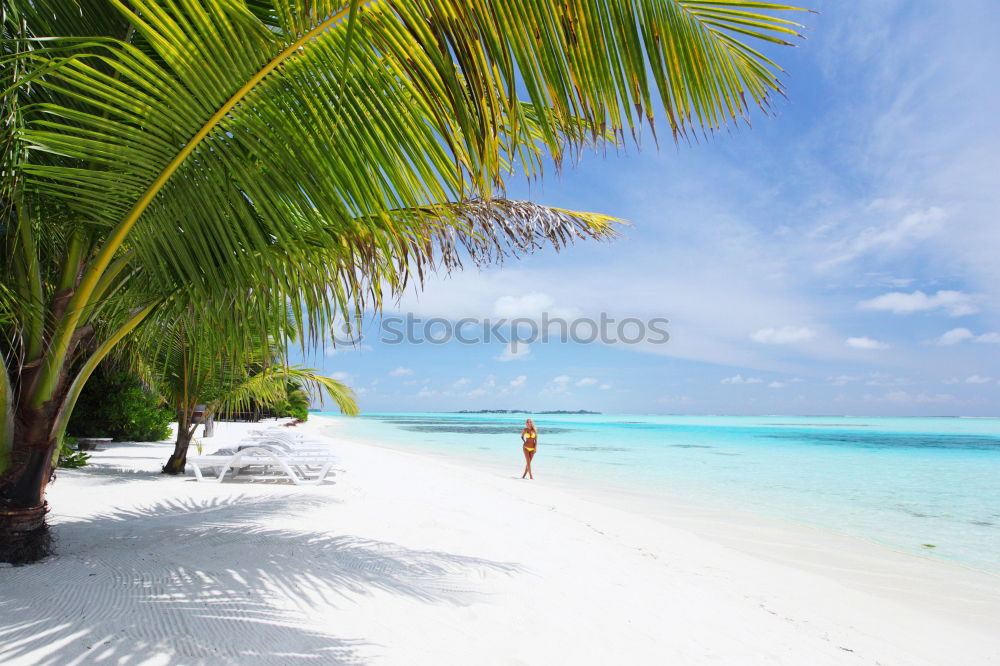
524;432;536;452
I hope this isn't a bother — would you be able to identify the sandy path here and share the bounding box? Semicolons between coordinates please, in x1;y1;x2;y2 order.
1;417;998;665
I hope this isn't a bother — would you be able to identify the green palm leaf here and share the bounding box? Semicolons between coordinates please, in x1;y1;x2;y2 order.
211;366;358;418
14;0;803;312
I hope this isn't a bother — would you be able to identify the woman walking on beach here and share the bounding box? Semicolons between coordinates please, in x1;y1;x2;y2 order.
521;419;538;479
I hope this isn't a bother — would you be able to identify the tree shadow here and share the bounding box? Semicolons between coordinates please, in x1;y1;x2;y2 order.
81;440;172;456
54;465;167;484
0;495;521;664
178;467;344;486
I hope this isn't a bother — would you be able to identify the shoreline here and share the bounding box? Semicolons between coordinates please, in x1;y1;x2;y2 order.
1;415;998;664
336;410;1000;575
331;414;1000;573
324;416;1000;636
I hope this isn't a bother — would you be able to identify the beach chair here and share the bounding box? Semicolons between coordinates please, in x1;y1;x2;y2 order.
187;446;336;485
240;437;332;459
245;429;335;456
247;428;324;447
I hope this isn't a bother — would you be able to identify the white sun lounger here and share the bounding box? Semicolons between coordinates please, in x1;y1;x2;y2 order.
248;429;323;446
187;446;336;485
237;439;331;456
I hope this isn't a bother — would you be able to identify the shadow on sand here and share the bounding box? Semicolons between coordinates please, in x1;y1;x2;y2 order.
0;495;520;665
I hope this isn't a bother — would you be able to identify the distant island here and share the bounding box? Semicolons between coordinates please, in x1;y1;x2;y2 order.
455;409;601;415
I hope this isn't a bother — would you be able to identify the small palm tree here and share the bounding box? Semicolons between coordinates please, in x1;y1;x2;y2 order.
130;304;357;474
1;1;805;562
282;385;312;421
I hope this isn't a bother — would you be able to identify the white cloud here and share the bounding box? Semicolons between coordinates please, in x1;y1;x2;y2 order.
599;384;612;390
492;292;580;321
918;393;957;403
828;375;858;386
750;326;816;345
466;377;495;398
452;377;470;388
881;391;911;404
721;374;763;385
494;342;532;362
329;371;353;383
575;377;598;387
509;375;527;388
857;289;978;316
965;375;993;384
822;206;947;269
545;375;573;394
846;336;890;350
936;328;975;346
769;381;786;389
864;372;909;387
493;292;551;318
417;387;437;397
389;366;413;377
867;391;956;404
934;329;1000;346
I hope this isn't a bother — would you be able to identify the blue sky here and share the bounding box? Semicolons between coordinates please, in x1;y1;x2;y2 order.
301;1;1000;416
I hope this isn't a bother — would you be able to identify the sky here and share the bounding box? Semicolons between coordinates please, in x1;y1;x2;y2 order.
300;0;1000;417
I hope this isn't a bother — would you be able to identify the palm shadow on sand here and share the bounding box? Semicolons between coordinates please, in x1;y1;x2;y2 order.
0;494;521;665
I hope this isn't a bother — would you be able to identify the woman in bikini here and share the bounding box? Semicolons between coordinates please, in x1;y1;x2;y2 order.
521;418;538;479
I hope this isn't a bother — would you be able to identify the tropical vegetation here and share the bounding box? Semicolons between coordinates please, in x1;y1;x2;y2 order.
56;436;90;469
67;367;173;442
129;304;356;473
273;380;313;422
1;0;805;564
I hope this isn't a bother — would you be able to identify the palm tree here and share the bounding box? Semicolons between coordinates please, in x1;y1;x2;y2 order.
283;386;312;421
1;1;805;563
130;303;357;473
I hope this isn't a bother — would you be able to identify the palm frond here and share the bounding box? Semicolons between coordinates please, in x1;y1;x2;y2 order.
212;366;358;417
10;0;805;348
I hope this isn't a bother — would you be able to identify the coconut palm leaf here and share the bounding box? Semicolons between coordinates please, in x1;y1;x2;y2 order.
11;0;804;346
210;366;358;418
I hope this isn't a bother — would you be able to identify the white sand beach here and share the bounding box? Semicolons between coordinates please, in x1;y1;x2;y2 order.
2;415;999;665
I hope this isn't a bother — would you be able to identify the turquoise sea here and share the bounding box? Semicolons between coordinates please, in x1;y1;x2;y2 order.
323;412;1000;573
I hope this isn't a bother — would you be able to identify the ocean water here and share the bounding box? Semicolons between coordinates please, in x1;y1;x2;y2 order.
322;412;1000;572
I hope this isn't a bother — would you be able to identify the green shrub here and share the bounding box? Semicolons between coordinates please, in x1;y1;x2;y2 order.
68;370;173;441
57;436;90;469
272;386;309;421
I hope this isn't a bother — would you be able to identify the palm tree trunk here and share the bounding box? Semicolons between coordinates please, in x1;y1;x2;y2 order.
162;408;197;475
0;299;151;565
161;429;191;474
0;503;50;565
0;406;60;564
